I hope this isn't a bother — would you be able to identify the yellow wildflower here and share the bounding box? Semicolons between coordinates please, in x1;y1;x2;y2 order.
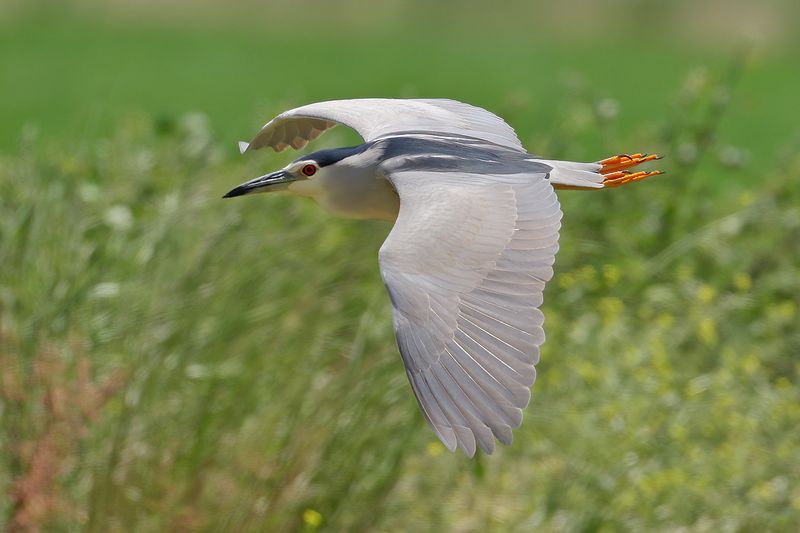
697;284;715;304
303;509;322;528
558;272;576;289
768;300;796;321
792;492;800;511
733;272;752;291
697;318;717;347
656;313;674;329
599;297;624;318
603;264;621;287
742;353;760;376
426;441;444;457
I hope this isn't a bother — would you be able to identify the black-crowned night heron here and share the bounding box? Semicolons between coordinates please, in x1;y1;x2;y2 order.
224;98;661;456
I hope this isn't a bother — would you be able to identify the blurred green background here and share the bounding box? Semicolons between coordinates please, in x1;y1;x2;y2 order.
1;1;799;531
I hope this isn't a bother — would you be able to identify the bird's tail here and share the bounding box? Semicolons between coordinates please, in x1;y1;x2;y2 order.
531;153;662;190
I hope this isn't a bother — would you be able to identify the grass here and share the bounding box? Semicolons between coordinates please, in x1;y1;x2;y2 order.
2;6;800;532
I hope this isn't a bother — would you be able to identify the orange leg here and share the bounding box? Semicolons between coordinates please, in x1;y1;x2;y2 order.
598;153;662;188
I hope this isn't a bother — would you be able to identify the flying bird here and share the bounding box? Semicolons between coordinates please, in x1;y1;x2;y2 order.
224;98;661;456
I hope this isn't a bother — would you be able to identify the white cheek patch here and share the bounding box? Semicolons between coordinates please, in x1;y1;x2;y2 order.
287;179;325;198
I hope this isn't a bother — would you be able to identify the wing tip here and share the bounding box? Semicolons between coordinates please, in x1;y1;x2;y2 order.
454;426;477;457
495;425;514;446
238;141;250;155
437;426;458;452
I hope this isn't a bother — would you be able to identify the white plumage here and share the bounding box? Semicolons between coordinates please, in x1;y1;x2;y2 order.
225;98;661;455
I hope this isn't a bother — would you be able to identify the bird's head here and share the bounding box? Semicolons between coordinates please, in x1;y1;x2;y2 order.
222;144;373;199
222;157;321;198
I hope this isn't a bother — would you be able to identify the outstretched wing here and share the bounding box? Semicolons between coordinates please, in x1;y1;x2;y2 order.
240;98;524;154
379;169;561;456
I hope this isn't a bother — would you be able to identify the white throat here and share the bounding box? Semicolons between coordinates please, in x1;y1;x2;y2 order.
287;151;399;221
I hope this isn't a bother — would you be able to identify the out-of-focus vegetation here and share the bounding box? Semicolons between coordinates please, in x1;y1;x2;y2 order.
1;1;799;531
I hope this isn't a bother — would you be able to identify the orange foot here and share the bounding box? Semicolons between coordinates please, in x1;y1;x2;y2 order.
598;153;662;188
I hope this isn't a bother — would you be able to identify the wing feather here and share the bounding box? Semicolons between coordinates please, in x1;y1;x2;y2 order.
379;169;561;456
242;98;524;154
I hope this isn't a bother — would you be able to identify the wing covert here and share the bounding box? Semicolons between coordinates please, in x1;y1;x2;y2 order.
240;98;525;154
379;169;562;456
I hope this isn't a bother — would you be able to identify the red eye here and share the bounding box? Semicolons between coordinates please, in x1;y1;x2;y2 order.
301;164;317;176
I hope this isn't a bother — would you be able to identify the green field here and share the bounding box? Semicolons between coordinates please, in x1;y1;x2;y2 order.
2;3;799;531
